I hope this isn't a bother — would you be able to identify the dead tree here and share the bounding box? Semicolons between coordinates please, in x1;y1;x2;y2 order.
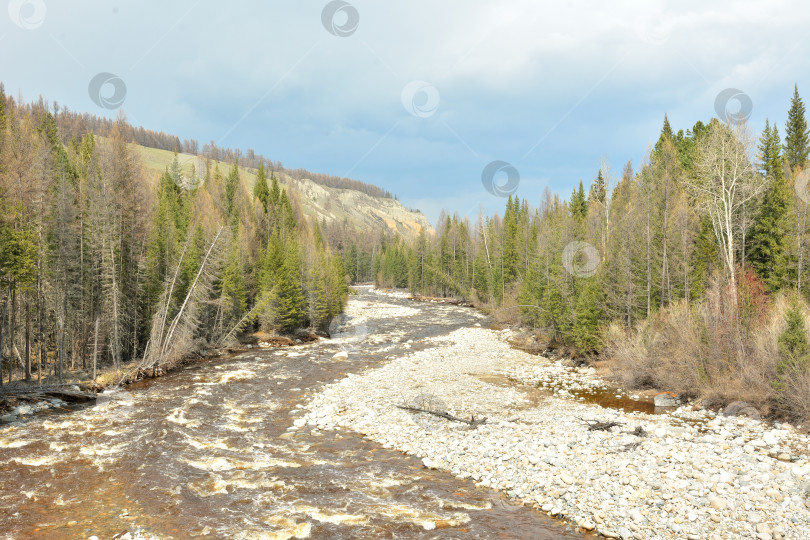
133;227;225;381
396;404;487;428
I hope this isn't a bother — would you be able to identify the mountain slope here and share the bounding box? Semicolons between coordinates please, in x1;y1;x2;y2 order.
135;145;432;239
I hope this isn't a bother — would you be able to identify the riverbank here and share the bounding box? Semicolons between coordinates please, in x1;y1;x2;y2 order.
0;329;320;423
302;292;810;539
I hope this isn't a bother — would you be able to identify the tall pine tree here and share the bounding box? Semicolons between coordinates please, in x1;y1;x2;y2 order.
749;120;793;290
253;161;270;212
785;84;810;171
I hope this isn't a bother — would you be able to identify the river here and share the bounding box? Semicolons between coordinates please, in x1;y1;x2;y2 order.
0;286;583;539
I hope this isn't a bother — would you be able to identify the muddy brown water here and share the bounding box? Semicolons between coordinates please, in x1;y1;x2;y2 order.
0;287;583;539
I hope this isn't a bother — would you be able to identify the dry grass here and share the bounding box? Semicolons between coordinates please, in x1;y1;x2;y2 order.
606;276;810;422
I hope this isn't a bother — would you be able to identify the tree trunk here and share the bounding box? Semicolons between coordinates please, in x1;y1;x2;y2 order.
37;221;43;386
646;185;652;318
92;317;99;381
57;315;64;385
9;286;16;384
0;294;7;387
25;299;31;382
660;171;670;308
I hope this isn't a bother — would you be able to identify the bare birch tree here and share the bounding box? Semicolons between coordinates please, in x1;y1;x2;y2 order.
687;120;763;303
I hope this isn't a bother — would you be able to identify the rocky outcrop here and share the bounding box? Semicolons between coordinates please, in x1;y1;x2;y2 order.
286;177;432;239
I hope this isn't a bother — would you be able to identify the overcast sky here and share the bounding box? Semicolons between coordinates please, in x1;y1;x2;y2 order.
2;1;809;223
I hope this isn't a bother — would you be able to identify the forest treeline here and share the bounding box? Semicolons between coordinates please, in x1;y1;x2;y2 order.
376;85;810;420
24;91;393;200
0;88;349;386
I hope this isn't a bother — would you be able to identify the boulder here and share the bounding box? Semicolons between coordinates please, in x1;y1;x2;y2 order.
332;351;349;361
723;401;761;420
654;391;680;407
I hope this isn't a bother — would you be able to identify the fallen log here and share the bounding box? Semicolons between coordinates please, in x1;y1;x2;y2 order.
41;389;96;403
396;404;487;427
0;384;70;395
0;386;96;403
407;295;477;308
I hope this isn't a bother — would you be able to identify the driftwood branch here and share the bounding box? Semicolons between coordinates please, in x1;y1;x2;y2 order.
396;404;487;427
624;425;648;437
579;418;624;431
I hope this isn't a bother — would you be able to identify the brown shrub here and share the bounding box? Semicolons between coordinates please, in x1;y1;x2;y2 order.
606;273;810;421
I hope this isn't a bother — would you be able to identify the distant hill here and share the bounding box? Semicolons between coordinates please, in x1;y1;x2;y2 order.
135;144;433;239
48;104;431;237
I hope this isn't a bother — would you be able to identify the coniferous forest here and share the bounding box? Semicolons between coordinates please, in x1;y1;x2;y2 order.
3;82;810;420
376;85;810;420
0;87;348;386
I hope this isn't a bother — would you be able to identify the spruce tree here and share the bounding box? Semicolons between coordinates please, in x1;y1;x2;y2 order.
785;84;810;171
276;238;306;331
472;245;491;302
279;190;297;235
517;263;542;326
253;162;270;212
571;180;587;220
572;278;604;351
327;255;348;319
0;222;38;288
653;114;674;156
224;161;239;218
749;120;792;290
662;113;673;140
176;225;205;304
590;170;607;204
502;196;520;284
541;279;570;344
306;224;330;329
269;172;281;206
307;256;329;329
168;151;183;186
776;301;810;388
220;241;247;325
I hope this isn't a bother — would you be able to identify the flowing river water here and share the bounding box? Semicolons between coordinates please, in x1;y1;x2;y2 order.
0;287;583;539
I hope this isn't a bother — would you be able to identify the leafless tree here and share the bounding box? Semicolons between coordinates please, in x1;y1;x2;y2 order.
686;120;763;304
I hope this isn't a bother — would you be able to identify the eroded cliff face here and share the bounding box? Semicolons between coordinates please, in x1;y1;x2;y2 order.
286;176;431;238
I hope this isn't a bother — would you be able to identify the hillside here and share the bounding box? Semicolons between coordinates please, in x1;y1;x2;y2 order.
135;145;432;239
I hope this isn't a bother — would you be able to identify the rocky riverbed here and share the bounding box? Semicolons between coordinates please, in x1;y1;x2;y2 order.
0;286;583;539
302;290;810;539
